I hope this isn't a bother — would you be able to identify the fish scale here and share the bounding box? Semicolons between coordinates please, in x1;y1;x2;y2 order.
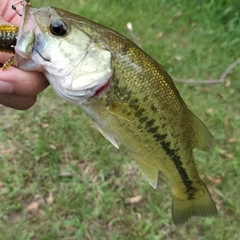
0;4;217;225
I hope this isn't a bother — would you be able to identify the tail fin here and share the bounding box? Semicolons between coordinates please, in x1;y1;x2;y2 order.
172;182;218;225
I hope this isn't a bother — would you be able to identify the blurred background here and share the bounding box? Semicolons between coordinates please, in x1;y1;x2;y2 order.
0;0;239;239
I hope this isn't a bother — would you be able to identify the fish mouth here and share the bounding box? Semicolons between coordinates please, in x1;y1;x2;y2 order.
63;77;111;99
33;46;50;62
92;78;111;97
54;75;112;104
32;32;51;62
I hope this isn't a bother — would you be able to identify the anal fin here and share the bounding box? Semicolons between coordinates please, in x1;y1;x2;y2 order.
94;122;119;149
135;157;158;189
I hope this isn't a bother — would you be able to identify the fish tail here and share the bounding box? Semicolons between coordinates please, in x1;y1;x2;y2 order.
172;181;218;225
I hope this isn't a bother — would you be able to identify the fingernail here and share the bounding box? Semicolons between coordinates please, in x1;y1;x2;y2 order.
0;81;13;94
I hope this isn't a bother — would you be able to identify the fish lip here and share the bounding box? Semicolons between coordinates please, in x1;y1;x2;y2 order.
52;75;112;104
33;46;50;62
32;33;51;62
91;77;111;97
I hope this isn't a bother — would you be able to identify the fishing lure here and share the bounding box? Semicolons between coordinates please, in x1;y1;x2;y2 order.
0;25;18;54
0;0;30;69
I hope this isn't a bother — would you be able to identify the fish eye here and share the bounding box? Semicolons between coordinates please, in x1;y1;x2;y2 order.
50;19;67;36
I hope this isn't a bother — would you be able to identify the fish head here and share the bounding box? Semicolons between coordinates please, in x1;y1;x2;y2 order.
14;5;112;103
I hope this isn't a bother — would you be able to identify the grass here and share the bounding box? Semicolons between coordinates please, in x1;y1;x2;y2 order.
0;0;240;239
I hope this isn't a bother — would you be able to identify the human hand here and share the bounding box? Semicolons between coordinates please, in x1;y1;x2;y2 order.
0;0;49;110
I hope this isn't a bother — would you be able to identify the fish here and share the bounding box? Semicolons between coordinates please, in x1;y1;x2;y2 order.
0;4;218;225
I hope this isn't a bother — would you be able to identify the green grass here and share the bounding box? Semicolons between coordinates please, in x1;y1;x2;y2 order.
1;0;240;239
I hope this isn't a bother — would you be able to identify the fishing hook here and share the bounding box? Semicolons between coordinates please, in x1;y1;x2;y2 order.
33;46;50;62
11;0;30;17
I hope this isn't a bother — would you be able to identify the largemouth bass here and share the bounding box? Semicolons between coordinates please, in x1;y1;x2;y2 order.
1;4;217;225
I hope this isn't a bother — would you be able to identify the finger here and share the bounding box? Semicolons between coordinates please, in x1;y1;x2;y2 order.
0;66;49;96
0;94;37;110
0;2;21;26
0;52;14;64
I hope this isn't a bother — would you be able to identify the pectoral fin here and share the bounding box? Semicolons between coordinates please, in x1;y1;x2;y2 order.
94;122;119;149
107;101;144;121
135;157;158;189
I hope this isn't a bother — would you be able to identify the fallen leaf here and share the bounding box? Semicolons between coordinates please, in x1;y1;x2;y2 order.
175;56;182;61
179;27;186;33
42;123;49;128
125;195;143;204
225;79;231;87
58;172;73;177
50;144;57;150
155;32;164;39
137;213;142;220
191;22;197;27
25;202;39;213
0;148;11;155
228;138;236;143
218;93;228;102
167;59;172;64
206;108;213;114
34;194;44;204
46;192;54;205
224;116;229;127
225;153;233;160
206;174;224;184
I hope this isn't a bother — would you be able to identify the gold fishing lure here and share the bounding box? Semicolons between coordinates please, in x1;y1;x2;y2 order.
0;25;18;70
0;0;30;54
0;25;18;54
0;0;29;69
